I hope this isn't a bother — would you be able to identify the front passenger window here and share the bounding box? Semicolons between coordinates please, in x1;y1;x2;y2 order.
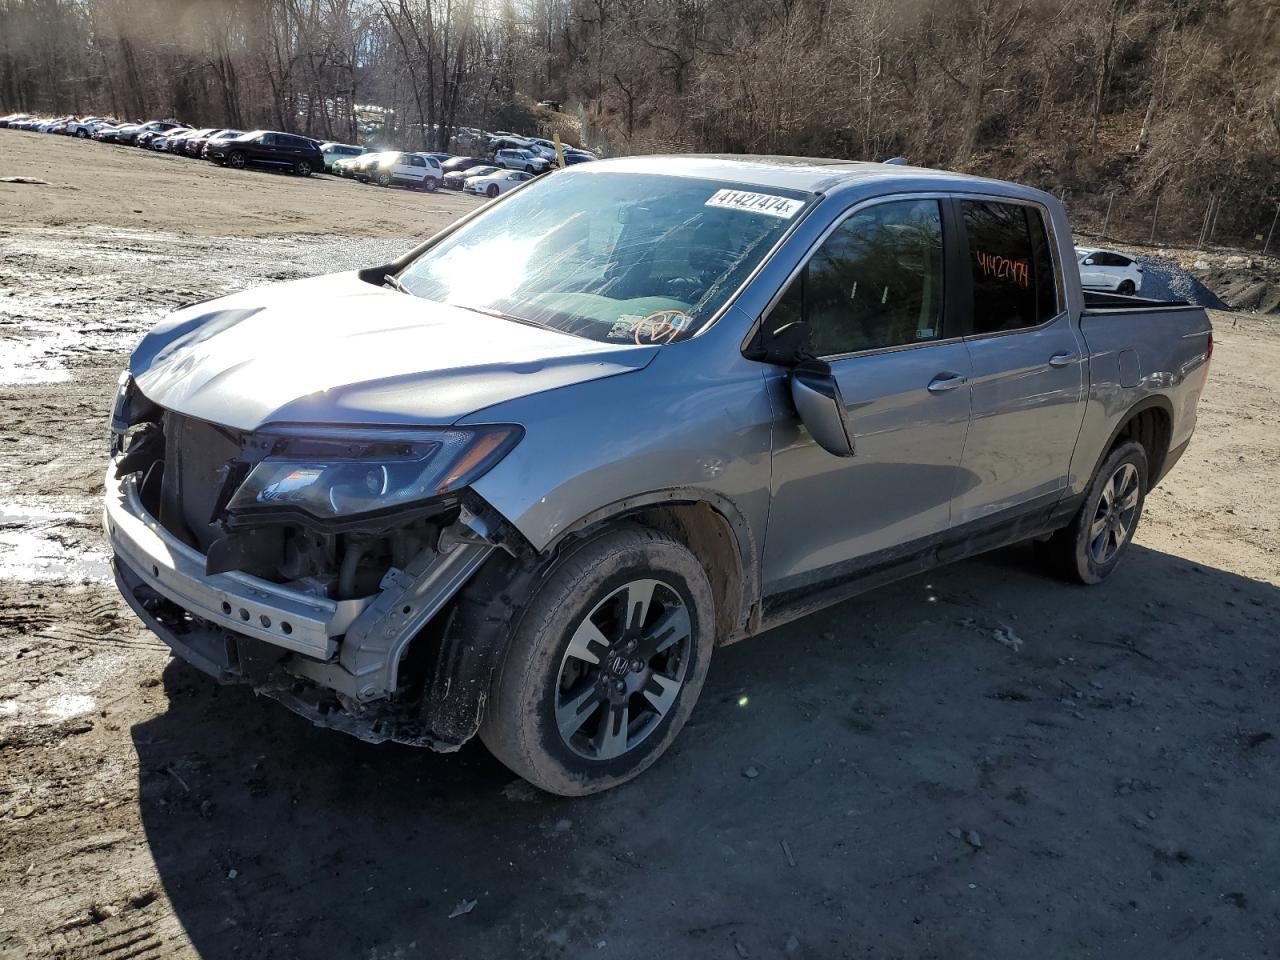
771;199;944;357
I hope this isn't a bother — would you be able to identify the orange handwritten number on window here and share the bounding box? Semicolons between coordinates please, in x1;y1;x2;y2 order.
975;250;1029;288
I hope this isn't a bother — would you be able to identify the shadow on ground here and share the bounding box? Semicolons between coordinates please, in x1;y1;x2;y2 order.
132;544;1280;959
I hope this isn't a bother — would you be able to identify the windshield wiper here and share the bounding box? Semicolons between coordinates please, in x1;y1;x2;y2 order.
382;272;410;295
455;303;554;331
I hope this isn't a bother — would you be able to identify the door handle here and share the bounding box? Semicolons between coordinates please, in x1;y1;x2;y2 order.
927;372;968;393
1048;352;1075;368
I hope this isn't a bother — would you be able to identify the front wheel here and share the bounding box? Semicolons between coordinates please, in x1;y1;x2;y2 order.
227;151;246;170
420;176;438;193
1038;441;1148;584
378;172;392;187
294;160;312;177
480;526;716;796
486;183;499;198
76;129;88;138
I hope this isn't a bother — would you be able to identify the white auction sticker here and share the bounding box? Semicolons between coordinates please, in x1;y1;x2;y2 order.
705;189;805;219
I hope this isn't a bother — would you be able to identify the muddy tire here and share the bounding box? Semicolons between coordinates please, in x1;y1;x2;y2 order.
1039;441;1148;585
480;525;715;796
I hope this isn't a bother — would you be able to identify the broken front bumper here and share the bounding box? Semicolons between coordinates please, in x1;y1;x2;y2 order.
104;465;494;705
104;469;369;660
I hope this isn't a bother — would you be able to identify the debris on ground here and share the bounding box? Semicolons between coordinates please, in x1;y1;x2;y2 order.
992;627;1024;652
780;839;796;867
448;898;478;919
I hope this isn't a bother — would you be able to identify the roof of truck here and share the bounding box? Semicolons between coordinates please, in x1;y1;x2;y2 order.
580;154;1054;202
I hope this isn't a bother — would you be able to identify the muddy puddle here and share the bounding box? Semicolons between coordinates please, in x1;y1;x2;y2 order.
0;502;110;582
0;225;403;385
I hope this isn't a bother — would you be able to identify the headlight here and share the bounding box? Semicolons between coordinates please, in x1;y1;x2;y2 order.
226;425;521;521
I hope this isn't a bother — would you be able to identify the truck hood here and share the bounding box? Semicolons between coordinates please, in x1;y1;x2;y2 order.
130;271;656;431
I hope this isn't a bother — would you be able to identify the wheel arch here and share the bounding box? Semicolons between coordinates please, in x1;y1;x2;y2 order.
544;490;760;646
1097;396;1174;487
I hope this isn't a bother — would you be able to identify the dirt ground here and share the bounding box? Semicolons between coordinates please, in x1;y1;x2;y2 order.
1;130;1278;960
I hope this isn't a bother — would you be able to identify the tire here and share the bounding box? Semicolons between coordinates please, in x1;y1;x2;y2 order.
294;160;312;177
421;176;438;193
486;183;499;198
480;525;716;796
228;151;246;170
1038;440;1149;585
1118;279;1136;296
525;164;535;173
76;129;88;139
378;172;393;187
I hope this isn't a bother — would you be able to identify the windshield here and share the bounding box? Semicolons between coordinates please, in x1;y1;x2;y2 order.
397;171;812;344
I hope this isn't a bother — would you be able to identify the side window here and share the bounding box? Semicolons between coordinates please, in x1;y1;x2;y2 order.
960;199;1058;334
257;134;275;145
770;199;945;357
411;156;425;167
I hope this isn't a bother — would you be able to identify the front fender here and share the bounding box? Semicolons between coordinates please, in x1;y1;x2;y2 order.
460;333;775;628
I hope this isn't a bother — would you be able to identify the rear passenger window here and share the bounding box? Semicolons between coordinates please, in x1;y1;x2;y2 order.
772;199;944;357
960;200;1058;333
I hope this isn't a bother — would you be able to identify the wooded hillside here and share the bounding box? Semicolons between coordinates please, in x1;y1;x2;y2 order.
2;0;1277;245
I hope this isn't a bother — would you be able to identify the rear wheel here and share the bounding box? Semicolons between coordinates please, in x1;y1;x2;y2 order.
227;151;246;170
294;160;312;177
480;526;715;796
420;176;438;193
1118;279;1136;296
76;129;88;138
1038;441;1148;584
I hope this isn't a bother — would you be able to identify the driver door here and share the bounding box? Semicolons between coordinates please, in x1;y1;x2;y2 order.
761;197;973;595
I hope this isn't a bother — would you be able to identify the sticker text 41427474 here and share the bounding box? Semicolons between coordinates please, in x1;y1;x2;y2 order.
705;189;805;219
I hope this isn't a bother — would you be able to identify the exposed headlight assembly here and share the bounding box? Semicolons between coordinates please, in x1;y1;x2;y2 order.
226;425;522;522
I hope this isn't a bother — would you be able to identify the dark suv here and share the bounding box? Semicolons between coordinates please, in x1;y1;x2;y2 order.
205;130;324;177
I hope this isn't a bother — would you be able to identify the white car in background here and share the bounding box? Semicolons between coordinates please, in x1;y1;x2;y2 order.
464;168;534;198
1076;247;1144;295
372;152;442;191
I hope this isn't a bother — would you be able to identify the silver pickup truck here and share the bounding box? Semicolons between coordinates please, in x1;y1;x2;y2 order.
105;157;1212;795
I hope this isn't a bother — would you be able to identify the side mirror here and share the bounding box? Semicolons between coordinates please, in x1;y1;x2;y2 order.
790;360;855;458
1083;258;1095;265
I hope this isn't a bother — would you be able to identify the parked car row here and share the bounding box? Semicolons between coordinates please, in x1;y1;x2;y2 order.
1;111;597;195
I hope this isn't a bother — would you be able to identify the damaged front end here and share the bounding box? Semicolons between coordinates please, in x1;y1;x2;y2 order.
104;375;529;750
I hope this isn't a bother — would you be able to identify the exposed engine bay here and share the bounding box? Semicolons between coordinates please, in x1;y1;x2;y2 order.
106;378;531;750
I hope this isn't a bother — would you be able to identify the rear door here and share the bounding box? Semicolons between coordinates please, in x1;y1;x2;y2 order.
951;197;1086;529
762;197;973;593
